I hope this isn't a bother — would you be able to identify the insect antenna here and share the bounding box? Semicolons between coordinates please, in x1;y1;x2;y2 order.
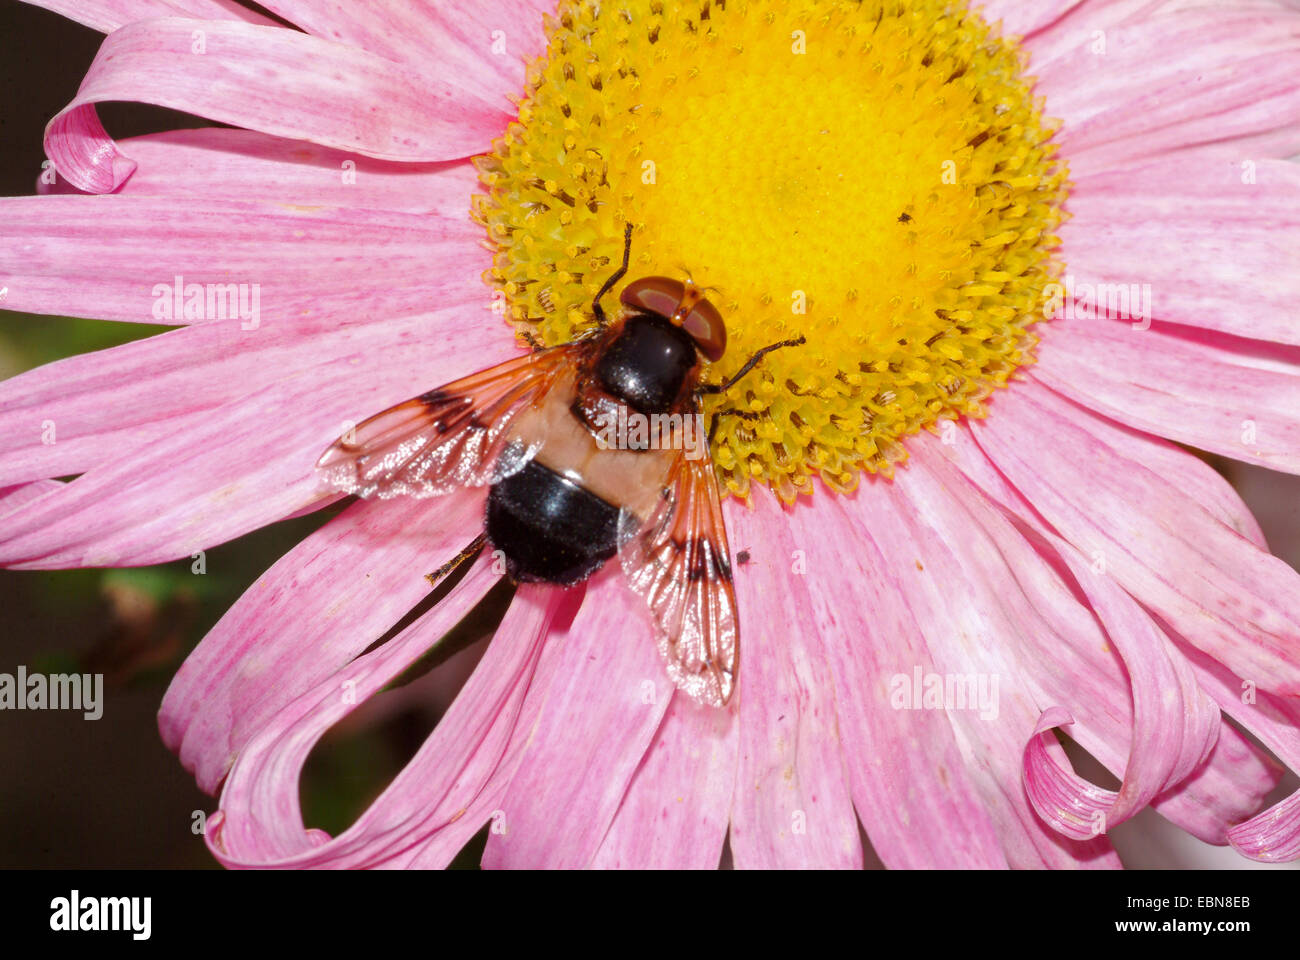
591;222;634;327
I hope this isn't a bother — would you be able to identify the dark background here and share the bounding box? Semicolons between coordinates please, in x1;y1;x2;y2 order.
1;0;1297;869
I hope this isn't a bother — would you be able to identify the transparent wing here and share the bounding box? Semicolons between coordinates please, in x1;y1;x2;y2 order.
317;341;594;499
618;454;739;707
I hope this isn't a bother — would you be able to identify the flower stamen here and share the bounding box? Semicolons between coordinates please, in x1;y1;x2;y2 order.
473;0;1068;501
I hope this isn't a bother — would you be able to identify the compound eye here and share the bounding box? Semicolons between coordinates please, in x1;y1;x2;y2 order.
682;298;727;361
620;276;685;318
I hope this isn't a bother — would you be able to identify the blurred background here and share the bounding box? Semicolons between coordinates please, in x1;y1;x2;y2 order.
1;1;1297;869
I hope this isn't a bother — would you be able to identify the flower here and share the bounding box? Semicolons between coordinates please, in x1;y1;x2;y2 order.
2;0;1300;869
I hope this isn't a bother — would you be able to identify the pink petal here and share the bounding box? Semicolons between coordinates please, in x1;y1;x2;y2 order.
900;442;1189;862
46;17;509;193
1034;317;1300;474
1058;152;1300;345
790;488;1008;868
1037;6;1300;177
1151;723;1283;846
1012;530;1219;841
209;553;520;867
974;0;1086;37
1019;0;1294;82
926;431;1281;844
1229;791;1300;863
42;128;481;216
973;381;1300;696
859;456;1121;867
0;270;489;487
933;393;1268;550
388;599;580;869
255;0;550;103
0;194;483;324
590;695;737;869
1176;643;1300;862
724;489;863;868
20;0;275;32
480;569;671;869
0;311;511;568
160;487;489;793
0;479;64;515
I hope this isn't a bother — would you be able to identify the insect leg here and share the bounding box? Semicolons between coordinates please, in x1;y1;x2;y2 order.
699;335;808;395
591;222;634;327
707;406;762;445
425;533;489;588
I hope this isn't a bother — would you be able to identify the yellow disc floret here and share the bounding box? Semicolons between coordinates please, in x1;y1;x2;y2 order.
473;0;1068;501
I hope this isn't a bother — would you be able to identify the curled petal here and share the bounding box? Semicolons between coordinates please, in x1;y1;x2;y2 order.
1176;643;1300;863
927;431;1280;843
212;555;540;867
859;452;1122;867
1227;791;1300;863
45;18;508;192
19;0;275;32
1015;534;1219;841
41;128;480;216
160;487;489;792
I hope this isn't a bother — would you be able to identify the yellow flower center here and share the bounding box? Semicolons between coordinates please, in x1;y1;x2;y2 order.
473;0;1068;501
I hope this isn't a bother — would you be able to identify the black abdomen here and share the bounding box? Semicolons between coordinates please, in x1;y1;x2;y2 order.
486;459;620;586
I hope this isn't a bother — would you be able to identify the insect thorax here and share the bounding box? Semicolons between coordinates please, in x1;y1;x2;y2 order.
594;314;701;415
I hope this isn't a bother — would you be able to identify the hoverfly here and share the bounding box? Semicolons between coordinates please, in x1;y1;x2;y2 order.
317;225;803;707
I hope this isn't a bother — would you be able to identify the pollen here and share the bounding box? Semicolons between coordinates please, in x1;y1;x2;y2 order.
472;0;1068;501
